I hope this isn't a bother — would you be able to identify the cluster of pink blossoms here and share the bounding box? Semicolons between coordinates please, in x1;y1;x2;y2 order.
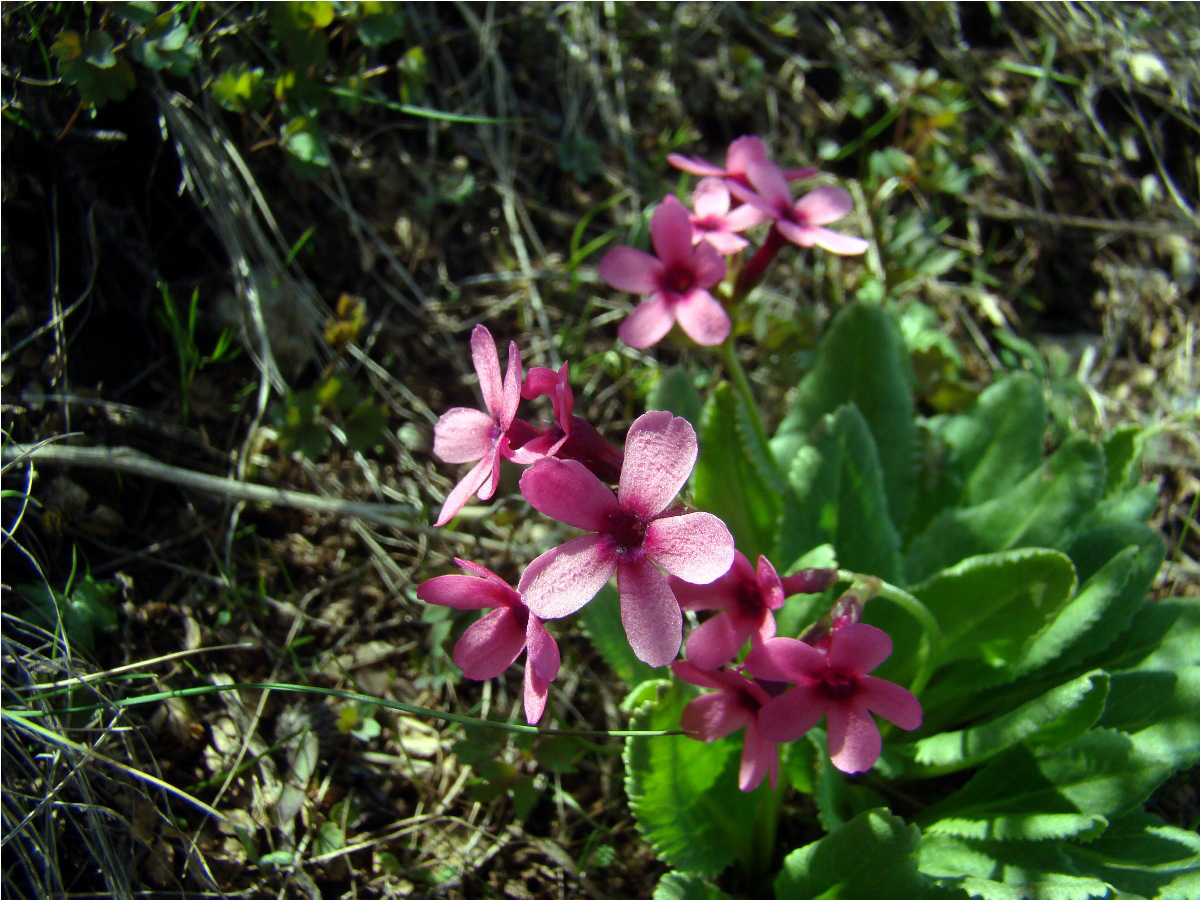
599;135;869;350
420;137;919;789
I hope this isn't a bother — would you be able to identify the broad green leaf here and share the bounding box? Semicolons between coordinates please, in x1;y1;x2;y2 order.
1100;596;1200;674
919;833;1111;899
778;405;902;582
1099;668;1200;735
772;303;918;533
902;671;1109;775
1129;717;1200;770
624;682;758;876
578;584;657;688
52;30;136;107
927;813;1108;842
812;730;890;831
654;872;733;900
693;382;783;560
938;373;1046;506
904;435;1106;583
918;731;1174;835
647;366;703;427
1063;810;1200;900
773;808;923;900
1101;426;1146;495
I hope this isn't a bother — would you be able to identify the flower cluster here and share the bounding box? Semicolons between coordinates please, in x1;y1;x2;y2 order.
419;137;920;789
599;136;868;350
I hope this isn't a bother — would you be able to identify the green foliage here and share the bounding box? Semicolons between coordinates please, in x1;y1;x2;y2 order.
18;572;119;654
275;374;387;460
51;29;135;108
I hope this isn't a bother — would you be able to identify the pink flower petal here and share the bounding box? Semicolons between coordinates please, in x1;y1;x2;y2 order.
617;559;683;667
643;511;734;584
859;675;923;731
691;240;727;288
684;611;746;670
692;177;732;218
680;689;754;741
810;227;870;256
434;455;493;526
740;723;780;791
520;458;620;531
696;232;749;256
618;295;677;349
432;407;494;464
470;326;503;415
780;568;839;596
775;218;818;247
725;136;768;172
782;166;819;181
745;159;793;212
526;616;561;682
828;623;893;674
794;186;854;225
728;180;782;217
744;637;828;682
498;341;523;428
524;663;550;725
826;699;882;774
756;556;786;611
674;290;731;346
453;607;526;680
598;246;662;294
669;556;746;612
417;573;518;611
667;152;727;178
519;533;616;619
757;685;826;743
672;659;739;692
618;411;698;519
651;197;697;270
723;202;772;232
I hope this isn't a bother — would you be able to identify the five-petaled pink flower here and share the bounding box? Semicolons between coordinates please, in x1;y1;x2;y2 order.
671;552;838;671
598;197;730;349
668;135;816;188
731;160;870;256
518;411;735;667
673;660;781;791
743;624;922;774
687;177;770;256
418;558;560;724
432;325;523;526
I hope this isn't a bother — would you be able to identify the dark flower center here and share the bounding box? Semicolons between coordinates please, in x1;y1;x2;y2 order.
664;265;695;296
606;509;648;556
736;581;763;615
818;670;857;700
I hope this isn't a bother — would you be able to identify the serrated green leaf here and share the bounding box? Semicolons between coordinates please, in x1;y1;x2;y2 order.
624;683;758;876
902;671;1108;775
653;872;733;900
927;813;1109;842
904;435;1106;583
918;833;1112;899
1063;809;1200;900
772;303;918;533
1099;668;1200;735
1100;596;1200;674
578;583;657;688
693;382;782;560
778;405;902;582
938;373;1046;507
53;30;136;108
773;808;923;900
918;731;1174;834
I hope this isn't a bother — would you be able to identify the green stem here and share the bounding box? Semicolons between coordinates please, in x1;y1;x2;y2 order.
748;779;785;878
839;570;941;697
721;338;774;467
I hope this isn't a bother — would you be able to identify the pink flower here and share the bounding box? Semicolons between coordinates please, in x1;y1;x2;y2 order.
673;660;781;791
598;197;730;349
671;552;838;670
510;363;624;482
432;325;523;526
518;411;735;667
730;160;869;256
743;624;922;774
687;178;770;255
668;136;817;188
417;558;560;724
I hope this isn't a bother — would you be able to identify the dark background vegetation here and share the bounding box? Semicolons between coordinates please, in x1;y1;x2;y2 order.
3;3;1197;897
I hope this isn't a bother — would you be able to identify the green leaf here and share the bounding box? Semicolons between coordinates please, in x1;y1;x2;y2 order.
647;366;703;427
52;30;136;108
773;808;924;900
693;382;783;561
18;576;119;653
918;731;1175;836
919;833;1112;899
778;405;903;582
343;400;387;454
354;2;406;48
904;435;1106;583
772;303;918;533
211;65;269;113
653;872;734;900
624;682;758;876
937;373;1046;506
1100;596;1200;674
1063;810;1200;900
130;11;199;76
578;583;657;688
902;671;1109;776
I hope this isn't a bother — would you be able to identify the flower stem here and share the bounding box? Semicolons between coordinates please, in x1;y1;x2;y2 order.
733;225;787;302
839;570;941;697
